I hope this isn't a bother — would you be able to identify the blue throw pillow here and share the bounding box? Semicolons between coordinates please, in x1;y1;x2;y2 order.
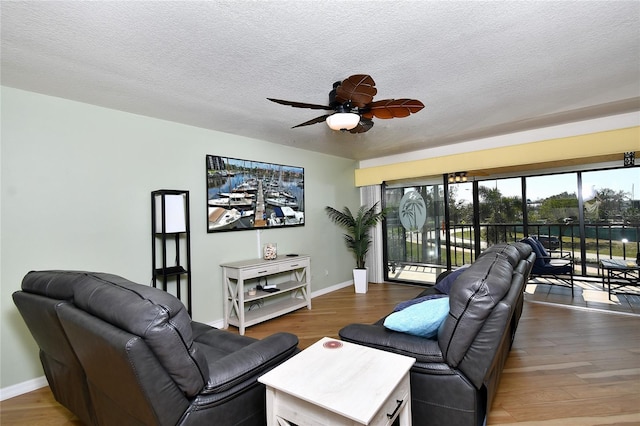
392;293;447;312
383;297;450;338
434;265;469;295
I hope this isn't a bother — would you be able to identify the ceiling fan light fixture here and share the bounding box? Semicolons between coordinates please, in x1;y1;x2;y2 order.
326;112;360;131
269;74;424;133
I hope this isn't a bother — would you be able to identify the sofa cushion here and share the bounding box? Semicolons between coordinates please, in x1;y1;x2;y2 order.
198;332;299;393
510;241;533;259
437;254;513;366
22;270;88;300
69;272;208;397
384;297;450;338
478;243;521;267
392;293;447;312
339;323;444;363
434;265;470;294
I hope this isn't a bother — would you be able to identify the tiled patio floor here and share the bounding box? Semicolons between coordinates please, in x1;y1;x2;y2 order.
389;262;640;315
525;277;640;315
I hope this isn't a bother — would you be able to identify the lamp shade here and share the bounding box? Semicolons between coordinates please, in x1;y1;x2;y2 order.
326;113;360;131
154;193;187;233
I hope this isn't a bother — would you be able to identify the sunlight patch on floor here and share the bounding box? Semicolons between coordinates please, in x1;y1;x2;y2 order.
525;278;640;315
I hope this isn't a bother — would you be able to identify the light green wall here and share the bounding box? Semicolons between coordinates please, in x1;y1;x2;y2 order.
0;86;359;389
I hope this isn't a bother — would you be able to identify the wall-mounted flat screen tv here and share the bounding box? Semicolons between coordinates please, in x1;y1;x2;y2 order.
206;155;304;233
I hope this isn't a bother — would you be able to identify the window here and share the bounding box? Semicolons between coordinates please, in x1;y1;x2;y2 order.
582;168;639;264
477;177;522;246
381;166;638;285
384;183;445;285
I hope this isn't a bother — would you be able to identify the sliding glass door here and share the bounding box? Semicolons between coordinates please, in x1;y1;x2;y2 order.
384;183;446;285
446;180;475;267
383;165;638;286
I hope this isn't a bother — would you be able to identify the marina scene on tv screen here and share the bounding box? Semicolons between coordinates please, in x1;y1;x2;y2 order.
206;155;305;232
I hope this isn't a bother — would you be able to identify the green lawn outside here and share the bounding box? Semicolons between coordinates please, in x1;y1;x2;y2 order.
392;231;638;271
449;229;637;259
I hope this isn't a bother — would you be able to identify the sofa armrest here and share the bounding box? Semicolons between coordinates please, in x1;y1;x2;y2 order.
339;323;444;363
201;332;299;393
547;256;573;268
548;250;572;259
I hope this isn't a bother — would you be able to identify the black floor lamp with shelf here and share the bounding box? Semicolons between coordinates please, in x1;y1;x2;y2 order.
151;189;192;315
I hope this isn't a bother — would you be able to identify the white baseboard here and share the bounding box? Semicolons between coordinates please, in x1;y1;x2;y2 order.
311;279;353;298
208;318;226;328
0;376;48;401
2;281;355;400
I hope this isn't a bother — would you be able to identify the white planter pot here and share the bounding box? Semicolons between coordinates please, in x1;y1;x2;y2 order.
353;268;368;294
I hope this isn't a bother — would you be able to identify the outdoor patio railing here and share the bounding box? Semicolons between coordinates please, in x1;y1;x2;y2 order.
386;222;639;278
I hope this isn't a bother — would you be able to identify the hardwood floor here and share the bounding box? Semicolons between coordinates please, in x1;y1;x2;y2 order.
2;282;639;425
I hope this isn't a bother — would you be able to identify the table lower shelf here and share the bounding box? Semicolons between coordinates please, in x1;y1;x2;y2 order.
243;280;307;302
228;298;309;329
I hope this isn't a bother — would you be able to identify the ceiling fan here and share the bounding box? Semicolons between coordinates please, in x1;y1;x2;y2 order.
268;74;425;133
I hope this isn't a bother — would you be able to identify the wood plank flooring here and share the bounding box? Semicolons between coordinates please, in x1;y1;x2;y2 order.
2;283;639;425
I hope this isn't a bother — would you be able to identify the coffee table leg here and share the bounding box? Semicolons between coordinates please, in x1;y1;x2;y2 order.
265;386;276;426
264;388;295;426
399;398;412;425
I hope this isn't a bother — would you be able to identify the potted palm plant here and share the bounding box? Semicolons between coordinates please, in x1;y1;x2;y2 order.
325;202;386;293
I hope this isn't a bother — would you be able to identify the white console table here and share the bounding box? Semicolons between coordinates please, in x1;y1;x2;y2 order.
221;255;311;335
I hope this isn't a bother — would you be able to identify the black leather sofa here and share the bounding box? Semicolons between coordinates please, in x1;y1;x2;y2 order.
13;270;299;426
339;242;535;426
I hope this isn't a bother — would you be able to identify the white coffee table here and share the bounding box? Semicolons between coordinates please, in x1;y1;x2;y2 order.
258;337;416;426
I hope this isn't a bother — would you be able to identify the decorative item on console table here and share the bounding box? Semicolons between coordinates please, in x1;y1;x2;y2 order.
325;203;386;294
263;242;277;260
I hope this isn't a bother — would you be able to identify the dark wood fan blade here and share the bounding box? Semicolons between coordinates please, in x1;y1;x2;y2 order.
361;99;425;119
335;75;377;108
349;118;374;134
267;98;334;110
291;114;332;128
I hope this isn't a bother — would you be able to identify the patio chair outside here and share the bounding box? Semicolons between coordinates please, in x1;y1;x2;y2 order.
521;236;574;291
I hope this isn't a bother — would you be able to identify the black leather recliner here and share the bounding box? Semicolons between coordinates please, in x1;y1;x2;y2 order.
13;270;299;425
339;243;534;426
13;272;95;424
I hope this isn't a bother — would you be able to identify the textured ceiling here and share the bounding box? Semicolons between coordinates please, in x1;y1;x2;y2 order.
2;1;639;160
